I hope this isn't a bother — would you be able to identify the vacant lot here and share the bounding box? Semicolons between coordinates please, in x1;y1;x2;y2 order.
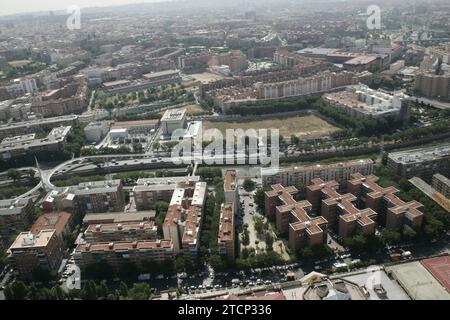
161;104;206;116
187;72;230;83
203;115;339;140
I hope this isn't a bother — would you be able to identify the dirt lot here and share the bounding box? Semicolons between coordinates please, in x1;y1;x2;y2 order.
203;115;339;140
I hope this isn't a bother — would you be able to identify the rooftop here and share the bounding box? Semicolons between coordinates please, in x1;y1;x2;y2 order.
224;170;237;192
161;108;187;122
31;211;71;236
388;143;450;164
218;203;234;242
83;211;155;225
9;230;56;250
75;239;173;252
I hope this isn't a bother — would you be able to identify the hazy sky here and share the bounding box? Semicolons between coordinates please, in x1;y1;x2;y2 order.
0;0;170;16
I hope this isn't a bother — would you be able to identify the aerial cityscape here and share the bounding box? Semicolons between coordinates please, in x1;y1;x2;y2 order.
0;0;449;306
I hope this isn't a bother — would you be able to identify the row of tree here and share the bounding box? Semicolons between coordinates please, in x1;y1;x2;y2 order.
3;280;153;300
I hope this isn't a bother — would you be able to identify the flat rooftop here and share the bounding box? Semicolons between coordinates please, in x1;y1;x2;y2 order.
75;239;173;252
72;179;121;194
9;230;56;250
218;203;234;242
297;48;340;56
388;143;450;164
421;256;450;292
85;221;156;234
143;69;179;79
83;211;155;225
262;159;373;176
344;55;378;65
224;170;237;192
161;108;186;122
386;261;450;300
31;211;71;235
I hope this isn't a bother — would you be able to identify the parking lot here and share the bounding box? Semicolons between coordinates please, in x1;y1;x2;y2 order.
176;263;305;297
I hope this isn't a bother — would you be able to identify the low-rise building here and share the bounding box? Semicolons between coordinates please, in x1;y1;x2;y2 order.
161;108;187;136
387;144;450;181
103;70;181;96
0;126;72;161
84;121;110;143
0;115;78;140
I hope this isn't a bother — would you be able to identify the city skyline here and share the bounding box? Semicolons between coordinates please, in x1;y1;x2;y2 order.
0;0;172;16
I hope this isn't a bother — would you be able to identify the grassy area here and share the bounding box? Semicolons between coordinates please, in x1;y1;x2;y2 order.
280;153;379;168
0;186;29;199
159;104;207;116
203;115;339;140
52;175;106;187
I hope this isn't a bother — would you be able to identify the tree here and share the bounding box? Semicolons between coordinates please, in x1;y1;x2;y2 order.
175;255;185;273
83;280;98;300
133;143;144;154
241;226;250;246
119;282;128;298
254;188;267;211
243;178;256;191
96;283;109;298
84;260;114;280
381;229;401;245
4;281;28;300
153;141;161;151
424;217;444;239
128;283;152;300
51;286;66;300
265;233;274;251
27;169;36;179
209;254;227;271
403;225;417;241
155;201;169;235
253;215;265;236
7;169;21;181
118;262;140;281
344;235;367;252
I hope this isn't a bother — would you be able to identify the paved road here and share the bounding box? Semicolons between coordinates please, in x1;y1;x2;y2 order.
411;96;450;110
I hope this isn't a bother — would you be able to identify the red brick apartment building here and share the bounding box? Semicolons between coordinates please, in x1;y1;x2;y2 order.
347;174;424;230
307;178;377;239
8;230;64;279
265;184;328;252
265;174;424;252
218;203;235;260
